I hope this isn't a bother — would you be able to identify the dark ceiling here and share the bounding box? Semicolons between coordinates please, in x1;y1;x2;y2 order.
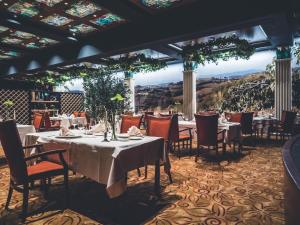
0;0;299;79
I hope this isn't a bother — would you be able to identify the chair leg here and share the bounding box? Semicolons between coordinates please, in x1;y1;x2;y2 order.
222;143;226;154
64;171;69;208
167;169;173;184
144;165;148;179
136;168;141;177
5;181;13;210
22;183;29;223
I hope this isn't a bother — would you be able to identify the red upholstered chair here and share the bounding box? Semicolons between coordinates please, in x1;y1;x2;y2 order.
272;111;297;140
33;113;44;131
120;115;142;133
73;112;80;117
0;120;69;222
44;112;60;131
194;114;226;161
226;112;242;123
145;116;172;183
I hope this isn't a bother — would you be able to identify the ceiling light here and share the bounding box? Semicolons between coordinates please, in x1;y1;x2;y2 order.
64;2;68;5
93;14;97;17
4;3;8;6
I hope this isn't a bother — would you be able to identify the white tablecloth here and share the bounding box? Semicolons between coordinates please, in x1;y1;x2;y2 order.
50;116;87;127
25;131;165;198
0;124;35;147
179;120;241;144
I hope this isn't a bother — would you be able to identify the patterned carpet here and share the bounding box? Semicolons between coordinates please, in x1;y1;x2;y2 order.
0;141;285;225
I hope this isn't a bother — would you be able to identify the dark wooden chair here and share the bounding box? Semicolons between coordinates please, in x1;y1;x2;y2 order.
271;111;297;140
164;114;193;158
32;112;44;132
120;115;143;133
143;111;154;129
194;114;226;162
240;112;254;136
145;116;173;183
0;120;69;222
44;112;60;131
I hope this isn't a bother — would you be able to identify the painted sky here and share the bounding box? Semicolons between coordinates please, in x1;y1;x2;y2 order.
57;49;298;91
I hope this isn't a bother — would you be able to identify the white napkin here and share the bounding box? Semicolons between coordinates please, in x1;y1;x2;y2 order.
127;126;143;137
92;123;106;133
70;114;75;119
62;114;67;117
59;126;74;136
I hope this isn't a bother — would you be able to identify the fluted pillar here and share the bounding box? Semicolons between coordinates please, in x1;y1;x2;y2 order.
183;70;196;120
275;58;292;119
124;72;135;112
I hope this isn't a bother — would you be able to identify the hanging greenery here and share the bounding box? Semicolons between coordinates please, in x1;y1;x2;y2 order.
28;53;167;87
181;36;255;70
106;53;167;73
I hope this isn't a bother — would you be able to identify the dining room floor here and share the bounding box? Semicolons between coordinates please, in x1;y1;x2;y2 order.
0;139;285;225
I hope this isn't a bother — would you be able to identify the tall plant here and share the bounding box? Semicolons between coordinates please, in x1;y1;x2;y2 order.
83;71;130;123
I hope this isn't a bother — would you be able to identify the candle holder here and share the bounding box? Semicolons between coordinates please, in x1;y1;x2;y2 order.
103;129;109;142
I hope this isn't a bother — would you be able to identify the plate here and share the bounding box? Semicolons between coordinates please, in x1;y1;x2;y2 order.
117;133;130;138
55;135;82;139
129;136;143;140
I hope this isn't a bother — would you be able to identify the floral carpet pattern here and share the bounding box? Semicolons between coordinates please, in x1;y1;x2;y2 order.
0;143;285;225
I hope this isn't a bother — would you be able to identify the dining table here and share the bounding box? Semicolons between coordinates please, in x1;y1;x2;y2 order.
25;131;167;198
178;120;241;144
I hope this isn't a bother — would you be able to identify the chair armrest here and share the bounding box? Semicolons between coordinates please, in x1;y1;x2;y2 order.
22;144;43;149
25;149;66;161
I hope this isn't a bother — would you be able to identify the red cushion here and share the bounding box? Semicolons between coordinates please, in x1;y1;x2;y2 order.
179;134;191;140
27;161;63;176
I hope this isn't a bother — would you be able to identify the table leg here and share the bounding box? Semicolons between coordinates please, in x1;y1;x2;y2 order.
154;159;160;195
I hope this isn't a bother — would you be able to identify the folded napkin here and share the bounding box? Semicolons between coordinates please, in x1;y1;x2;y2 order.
92;123;106;133
70;114;75;119
127;126;143;137
59;126;74;136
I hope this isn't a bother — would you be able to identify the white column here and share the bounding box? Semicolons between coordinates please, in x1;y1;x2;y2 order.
183;70;196;120
124;76;135;112
275;58;292;119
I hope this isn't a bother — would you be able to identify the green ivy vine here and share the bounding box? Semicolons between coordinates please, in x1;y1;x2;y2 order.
181;36;255;70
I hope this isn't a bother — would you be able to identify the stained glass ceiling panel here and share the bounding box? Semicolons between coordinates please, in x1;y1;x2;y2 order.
36;0;63;7
10;31;37;39
141;0;182;9
0;49;21;58
8;2;39;17
41;14;73;26
69;24;97;34
66;1;100;18
91;13;124;27
2;37;24;45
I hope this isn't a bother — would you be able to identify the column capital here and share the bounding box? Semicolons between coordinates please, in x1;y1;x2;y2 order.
183;60;197;71
276;46;291;60
124;71;134;79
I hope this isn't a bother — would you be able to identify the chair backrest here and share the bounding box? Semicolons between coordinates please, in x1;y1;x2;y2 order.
0;120;27;183
33;112;44;130
147;116;172;141
158;114;179;142
120;115;143;133
240;112;254;134
281;111;297;132
228;112;242;123
73;112;80;117
44;112;52;129
80;112;90;124
194;114;219;146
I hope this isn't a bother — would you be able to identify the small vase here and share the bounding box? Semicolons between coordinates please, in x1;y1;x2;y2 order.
110;113;118;141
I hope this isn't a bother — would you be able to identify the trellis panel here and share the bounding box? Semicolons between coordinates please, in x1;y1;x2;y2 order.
0;89;30;124
61;92;84;114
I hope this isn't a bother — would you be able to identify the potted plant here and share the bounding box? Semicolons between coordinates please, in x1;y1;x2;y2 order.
3;100;14;121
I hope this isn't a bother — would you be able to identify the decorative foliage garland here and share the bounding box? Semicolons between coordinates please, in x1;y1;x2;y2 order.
181;36;255;70
28;53;167;87
106;53;167;73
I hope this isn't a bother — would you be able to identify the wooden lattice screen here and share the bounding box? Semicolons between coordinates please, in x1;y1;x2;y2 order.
0;89;30;124
61;92;84;114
